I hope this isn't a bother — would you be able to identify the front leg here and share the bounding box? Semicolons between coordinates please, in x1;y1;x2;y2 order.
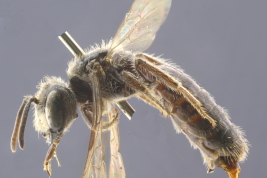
82;62;110;178
43;138;61;177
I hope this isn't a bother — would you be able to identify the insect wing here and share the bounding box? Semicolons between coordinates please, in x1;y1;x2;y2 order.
109;110;126;178
108;0;171;57
83;70;107;178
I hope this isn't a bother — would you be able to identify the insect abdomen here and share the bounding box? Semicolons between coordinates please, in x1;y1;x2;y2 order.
155;65;248;167
135;55;248;169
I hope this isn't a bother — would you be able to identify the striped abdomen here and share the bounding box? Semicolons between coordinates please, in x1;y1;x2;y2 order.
135;54;249;170
156;65;248;168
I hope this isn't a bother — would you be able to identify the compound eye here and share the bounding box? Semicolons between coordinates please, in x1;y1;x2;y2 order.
44;85;77;144
45;90;64;131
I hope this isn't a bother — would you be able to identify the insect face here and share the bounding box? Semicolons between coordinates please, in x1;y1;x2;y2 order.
11;77;78;175
34;77;78;143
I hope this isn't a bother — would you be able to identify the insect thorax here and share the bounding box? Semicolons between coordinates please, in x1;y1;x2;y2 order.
67;48;137;104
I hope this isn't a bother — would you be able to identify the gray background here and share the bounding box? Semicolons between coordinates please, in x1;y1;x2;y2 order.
1;0;266;177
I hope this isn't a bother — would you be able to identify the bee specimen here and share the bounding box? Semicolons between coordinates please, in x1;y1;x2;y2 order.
10;0;249;178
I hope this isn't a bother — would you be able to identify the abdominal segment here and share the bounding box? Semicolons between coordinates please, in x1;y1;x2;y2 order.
135;54;248;171
157;79;248;171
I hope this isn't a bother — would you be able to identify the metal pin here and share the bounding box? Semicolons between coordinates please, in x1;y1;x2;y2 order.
116;100;135;120
58;32;85;57
58;31;135;119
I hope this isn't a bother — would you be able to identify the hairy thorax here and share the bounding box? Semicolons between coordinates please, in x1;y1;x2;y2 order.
67;47;138;105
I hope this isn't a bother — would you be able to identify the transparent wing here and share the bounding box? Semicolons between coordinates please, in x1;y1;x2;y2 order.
109;109;126;178
83;69;107;178
108;0;171;57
